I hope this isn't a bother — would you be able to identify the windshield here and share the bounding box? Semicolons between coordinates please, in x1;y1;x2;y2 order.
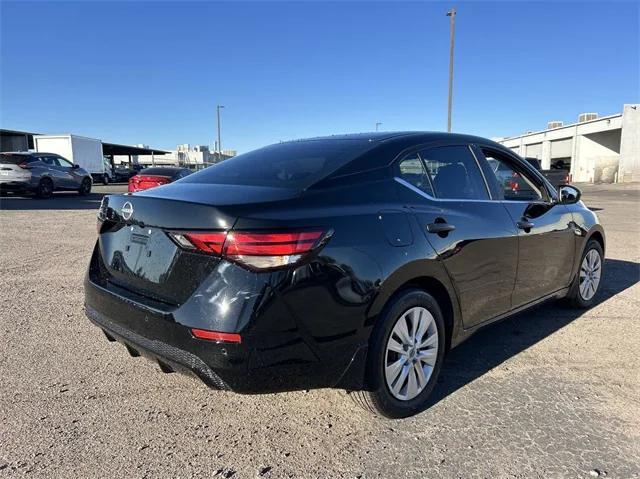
0;154;31;165
182;139;374;189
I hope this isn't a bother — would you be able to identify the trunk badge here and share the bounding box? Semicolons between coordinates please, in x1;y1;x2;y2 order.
122;202;134;220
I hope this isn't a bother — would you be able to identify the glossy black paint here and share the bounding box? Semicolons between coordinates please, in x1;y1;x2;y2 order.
84;132;605;393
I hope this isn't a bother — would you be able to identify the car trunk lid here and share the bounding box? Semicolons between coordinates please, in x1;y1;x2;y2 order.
96;184;301;306
0;156;32;183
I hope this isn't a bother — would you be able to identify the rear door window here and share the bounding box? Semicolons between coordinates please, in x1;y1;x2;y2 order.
419;146;490;200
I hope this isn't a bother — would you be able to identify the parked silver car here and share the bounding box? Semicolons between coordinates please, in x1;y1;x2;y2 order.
0;152;93;198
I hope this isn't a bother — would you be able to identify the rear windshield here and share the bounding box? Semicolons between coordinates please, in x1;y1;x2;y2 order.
182;140;375;189
141;167;181;177
0;154;32;165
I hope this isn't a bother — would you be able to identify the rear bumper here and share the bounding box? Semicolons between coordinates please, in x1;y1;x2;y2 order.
84;274;261;392
0;181;31;192
84;265;368;394
86;305;230;389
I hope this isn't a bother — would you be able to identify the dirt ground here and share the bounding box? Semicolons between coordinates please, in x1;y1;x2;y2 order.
1;183;638;479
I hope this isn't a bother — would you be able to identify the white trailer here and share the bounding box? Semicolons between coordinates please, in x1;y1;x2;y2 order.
33;134;112;184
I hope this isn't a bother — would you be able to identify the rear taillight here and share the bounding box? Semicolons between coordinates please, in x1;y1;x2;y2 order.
18;162;31;169
128;176;137;192
183;232;226;254
169;229;331;270
129;175;170;192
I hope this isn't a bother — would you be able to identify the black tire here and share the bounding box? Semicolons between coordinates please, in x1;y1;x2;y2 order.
565;239;604;308
102;174;109;185
351;289;446;418
78;177;92;196
35;178;54;198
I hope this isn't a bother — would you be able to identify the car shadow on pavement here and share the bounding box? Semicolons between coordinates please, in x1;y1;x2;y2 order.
0;192;106;211
428;258;640;407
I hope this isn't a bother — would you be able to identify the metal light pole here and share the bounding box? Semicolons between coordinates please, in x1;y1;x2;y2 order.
216;105;225;162
446;8;456;133
375;122;382;132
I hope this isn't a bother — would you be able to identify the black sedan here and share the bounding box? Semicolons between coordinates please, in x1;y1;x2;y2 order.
85;132;605;418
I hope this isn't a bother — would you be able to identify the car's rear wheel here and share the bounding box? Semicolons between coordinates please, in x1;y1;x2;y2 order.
350;289;446;418
35;178;53;198
566;239;604;308
78;177;92;196
102;174;109;185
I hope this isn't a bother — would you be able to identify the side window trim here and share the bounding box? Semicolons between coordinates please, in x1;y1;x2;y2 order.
395;151;436;198
466;145;495;201
394;142;497;203
415;152;436;197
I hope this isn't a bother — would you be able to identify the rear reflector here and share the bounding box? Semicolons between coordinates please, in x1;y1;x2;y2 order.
168;229;330;270
191;328;241;343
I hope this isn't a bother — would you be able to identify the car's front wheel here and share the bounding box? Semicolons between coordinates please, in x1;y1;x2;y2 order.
566;239;604;308
351;289;446;418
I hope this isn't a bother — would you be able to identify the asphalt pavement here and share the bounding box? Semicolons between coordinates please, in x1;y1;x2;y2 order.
0;183;638;478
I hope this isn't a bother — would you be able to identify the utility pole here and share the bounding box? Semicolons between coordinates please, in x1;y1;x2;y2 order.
216;105;224;162
375;122;382;132
446;8;456;133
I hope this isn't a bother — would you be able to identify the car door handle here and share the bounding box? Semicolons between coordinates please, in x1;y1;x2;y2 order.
517;220;535;230
427;222;456;234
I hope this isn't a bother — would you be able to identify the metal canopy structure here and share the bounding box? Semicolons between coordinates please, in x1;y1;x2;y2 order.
101;142;169;156
0;129;169;159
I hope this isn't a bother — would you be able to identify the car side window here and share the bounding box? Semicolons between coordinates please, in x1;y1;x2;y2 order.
39;156;54;166
53;156;73;168
419;146;489;200
482;149;543;202
396;153;434;197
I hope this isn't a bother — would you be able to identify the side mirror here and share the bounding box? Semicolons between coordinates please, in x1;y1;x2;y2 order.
72;164;80;169
558;184;581;204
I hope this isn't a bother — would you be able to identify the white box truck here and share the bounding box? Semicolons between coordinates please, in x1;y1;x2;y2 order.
33;134;113;184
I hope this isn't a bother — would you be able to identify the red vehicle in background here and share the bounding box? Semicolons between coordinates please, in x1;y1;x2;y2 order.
128;167;192;192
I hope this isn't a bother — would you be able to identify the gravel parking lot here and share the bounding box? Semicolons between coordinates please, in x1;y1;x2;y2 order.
1;183;638;479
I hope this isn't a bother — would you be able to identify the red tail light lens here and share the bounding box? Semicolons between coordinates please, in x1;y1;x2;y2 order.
169;229;330;270
18;162;31;169
129;175;171;192
224;231;322;256
183;232;227;254
191;328;241;343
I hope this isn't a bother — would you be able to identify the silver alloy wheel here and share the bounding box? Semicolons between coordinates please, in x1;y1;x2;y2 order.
384;306;439;401
579;249;602;301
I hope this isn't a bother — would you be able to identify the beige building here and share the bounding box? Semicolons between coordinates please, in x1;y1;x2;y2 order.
496;104;639;183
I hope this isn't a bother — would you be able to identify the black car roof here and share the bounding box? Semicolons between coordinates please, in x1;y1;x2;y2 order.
288;131;505;148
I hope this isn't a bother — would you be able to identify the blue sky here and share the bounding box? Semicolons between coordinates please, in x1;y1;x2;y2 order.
1;1;638;153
